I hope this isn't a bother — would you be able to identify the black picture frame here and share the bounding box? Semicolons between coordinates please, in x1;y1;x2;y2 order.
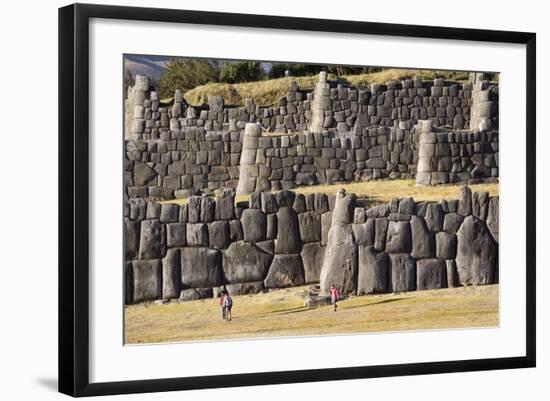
58;3;536;397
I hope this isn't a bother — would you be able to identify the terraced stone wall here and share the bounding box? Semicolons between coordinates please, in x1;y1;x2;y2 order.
124;187;499;304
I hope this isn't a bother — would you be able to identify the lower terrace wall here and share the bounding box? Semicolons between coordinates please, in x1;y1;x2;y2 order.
124;187;499;304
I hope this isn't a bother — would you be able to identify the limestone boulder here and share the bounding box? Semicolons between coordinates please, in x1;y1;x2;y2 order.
275;207;302;253
138;220;164;260
486;196;499;242
298;211;321;243
223;241;273;283
241;208;267;242
416;259;447;290
456;216;497;285
124;220;140;260
162;248;181;299
357;246;389;295
264;254;306;288
301;242;325;284
389;254;416;292
410;216;435;258
186;223;209;247
180;247;223;288
132;259;162;302
436;231;457;259
319;223;358;295
385;221;412;253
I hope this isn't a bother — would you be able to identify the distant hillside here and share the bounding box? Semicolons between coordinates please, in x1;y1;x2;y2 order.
124;54;168;80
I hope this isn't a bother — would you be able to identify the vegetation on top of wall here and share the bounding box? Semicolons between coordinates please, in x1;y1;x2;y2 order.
182;68;476;106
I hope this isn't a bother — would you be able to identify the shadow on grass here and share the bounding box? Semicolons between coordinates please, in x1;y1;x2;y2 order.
341;297;407;310
237;305;309;319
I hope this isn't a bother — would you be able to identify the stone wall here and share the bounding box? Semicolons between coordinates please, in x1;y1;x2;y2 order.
124;72;499;198
124;187;499;304
416;120;499;186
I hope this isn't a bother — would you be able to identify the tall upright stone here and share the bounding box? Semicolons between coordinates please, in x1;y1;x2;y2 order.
319;190;358;295
236;123;262;195
456;215;497;285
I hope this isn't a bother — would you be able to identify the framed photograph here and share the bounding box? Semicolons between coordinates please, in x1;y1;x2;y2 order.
58;3;536;397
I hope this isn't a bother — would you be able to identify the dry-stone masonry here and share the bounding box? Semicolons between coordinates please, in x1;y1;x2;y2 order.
124;72;499;200
124;187;499;304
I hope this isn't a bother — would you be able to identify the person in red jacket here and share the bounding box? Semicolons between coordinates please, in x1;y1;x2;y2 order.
330;284;339;312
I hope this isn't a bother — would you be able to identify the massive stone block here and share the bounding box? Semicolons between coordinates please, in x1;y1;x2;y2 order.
298;211;321;243
166;223;186;247
186;223;209;247
385;221;412;253
486;196;499;243
436;231;457;259
389;254;416;292
138;220;164;260
319;224;357;295
275;207;302;254
416;259;447;290
241;208;267;243
410;216;435;258
456;216;497;285
457;186;472;216
301;242;325;284
215;189;235;220
162;248;181;299
424;203;444;232
443;213;464;233
223;241;273;283
208;221;230;249
132;259;162;302
133;161;157;186
357;246;389;295
180;247;223;288
374;218;388;251
124;220;140;260
319;190;359;294
264;254;305;288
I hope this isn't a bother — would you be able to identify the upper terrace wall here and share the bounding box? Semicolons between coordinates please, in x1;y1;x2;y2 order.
125;73;498;140
124;73;499;199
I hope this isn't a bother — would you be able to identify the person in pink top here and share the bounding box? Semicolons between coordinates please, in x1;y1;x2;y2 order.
330;284;339;312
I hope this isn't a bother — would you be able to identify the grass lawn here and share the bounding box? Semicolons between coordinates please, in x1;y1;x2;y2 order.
161;179;499;207
125;284;499;344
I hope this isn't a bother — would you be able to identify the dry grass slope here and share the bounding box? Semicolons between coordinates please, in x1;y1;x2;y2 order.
125;284;499;344
161;179;499;206
182;69;472;106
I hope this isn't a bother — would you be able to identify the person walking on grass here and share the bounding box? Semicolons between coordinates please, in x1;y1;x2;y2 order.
223;291;233;321
218;290;226;320
330;284;339;312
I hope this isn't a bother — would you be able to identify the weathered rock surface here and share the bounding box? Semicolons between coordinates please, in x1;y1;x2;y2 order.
180;247;223;288
264;254;305;288
357;246;389;295
138;220;164;259
435;231;457;259
298;211;321;243
416;258;447;290
125;220;140;260
241;208;266;242
456;215;497;285
223;241;273;283
275;207;302;253
319;191;358;294
301;242;325;284
132;259;162;302
410;216;435;258
385;220;412;253
162;248;181;299
486;196;499;242
389;254;416;292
